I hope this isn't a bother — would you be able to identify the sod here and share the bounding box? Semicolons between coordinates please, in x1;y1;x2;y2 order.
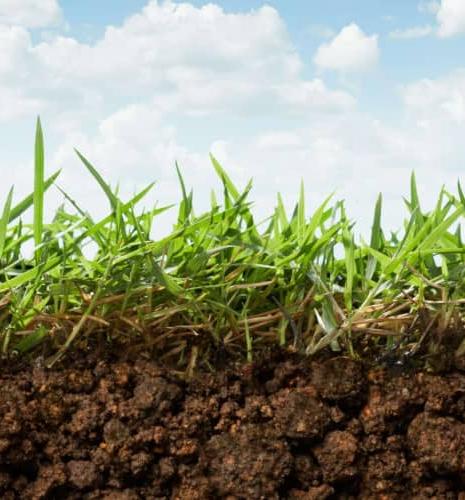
2;120;465;497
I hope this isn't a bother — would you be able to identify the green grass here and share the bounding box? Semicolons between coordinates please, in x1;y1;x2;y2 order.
1;119;465;372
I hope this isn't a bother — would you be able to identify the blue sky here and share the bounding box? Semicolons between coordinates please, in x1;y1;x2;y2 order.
1;0;465;236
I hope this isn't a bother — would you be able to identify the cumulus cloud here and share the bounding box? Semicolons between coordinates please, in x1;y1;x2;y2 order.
33;2;301;102
0;0;62;28
0;0;351;121
397;1;465;39
34;2;298;84
314;23;379;72
436;0;465;37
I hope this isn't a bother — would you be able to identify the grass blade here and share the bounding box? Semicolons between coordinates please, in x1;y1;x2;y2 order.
33;117;45;249
210;153;240;201
0;187;14;258
75;149;119;211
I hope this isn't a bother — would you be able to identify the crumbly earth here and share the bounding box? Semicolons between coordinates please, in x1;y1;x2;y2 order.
2;349;465;499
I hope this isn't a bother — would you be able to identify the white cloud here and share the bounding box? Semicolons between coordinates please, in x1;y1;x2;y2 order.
23;1;352;118
256;131;302;150
314;23;379;72
393;1;465;39
402;69;465;124
274;80;356;111
0;25;43;119
33;3;301;97
0;24;31;77
389;25;433;39
0;86;42;120
0;1;357;127
389;1;438;39
436;0;465;37
55;103;183;179
0;0;62;28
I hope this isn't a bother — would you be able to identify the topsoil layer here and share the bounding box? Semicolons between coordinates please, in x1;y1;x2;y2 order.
2;350;465;499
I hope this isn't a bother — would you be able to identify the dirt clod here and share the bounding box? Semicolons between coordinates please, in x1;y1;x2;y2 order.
313;430;358;482
271;388;330;439
67;460;100;490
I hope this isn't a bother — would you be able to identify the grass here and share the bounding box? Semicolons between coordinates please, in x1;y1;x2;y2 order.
1;119;465;373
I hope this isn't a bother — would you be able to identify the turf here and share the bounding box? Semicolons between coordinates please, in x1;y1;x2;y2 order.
1;119;465;373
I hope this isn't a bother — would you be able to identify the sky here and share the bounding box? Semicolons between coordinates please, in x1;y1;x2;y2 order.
1;0;465;237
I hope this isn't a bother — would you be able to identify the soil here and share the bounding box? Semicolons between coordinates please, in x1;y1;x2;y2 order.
2;348;465;499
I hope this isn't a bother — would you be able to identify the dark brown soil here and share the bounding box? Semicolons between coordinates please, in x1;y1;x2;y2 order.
2;349;465;499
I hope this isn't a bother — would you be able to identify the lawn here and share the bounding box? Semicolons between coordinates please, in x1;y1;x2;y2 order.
2;118;465;372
